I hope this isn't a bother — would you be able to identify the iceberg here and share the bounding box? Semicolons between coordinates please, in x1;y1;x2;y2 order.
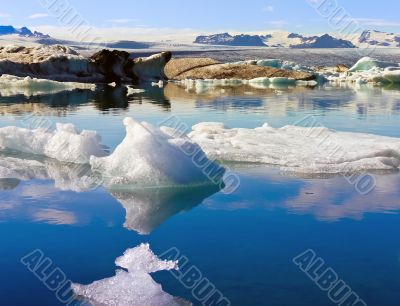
188;122;400;174
0;123;108;163
349;57;396;72
72;243;191;306
0;74;96;97
90;118;225;187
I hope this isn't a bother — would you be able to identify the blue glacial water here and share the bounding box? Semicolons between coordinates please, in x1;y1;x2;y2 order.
1;82;400;305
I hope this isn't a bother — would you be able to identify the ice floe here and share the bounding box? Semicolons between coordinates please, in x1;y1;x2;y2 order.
90;118;225;187
72;243;191;306
0;123;108;163
188;122;400;174
2;117;400;183
0;74;96;97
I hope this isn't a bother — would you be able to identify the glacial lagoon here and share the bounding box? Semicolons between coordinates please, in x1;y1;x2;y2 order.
1;82;400;305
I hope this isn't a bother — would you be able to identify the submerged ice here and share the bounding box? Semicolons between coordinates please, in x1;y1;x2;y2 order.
188;122;400;174
72;243;191;306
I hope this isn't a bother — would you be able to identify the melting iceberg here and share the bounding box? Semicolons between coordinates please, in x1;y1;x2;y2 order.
0;123;108;163
188;122;400;174
348;57;395;72
0;74;96;97
90;118;225;187
72;243;191;306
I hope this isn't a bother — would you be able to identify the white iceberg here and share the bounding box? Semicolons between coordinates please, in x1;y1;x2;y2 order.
90;118;225;187
188;122;400;174
349;57;396;72
0;74;96;97
0;123;108;163
72;243;191;306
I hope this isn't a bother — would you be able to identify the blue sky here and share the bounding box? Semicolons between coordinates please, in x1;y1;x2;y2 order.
0;0;399;41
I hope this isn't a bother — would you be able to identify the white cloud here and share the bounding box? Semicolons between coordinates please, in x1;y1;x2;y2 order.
268;20;286;27
353;18;400;27
28;13;49;19
262;5;274;12
0;13;11;18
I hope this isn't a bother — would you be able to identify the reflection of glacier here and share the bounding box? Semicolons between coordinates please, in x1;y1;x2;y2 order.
110;185;220;234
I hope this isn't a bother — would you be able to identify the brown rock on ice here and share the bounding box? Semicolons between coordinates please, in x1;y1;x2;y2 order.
175;63;315;81
164;57;221;79
335;64;349;73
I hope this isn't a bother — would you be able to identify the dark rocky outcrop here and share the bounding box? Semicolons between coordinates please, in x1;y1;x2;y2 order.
194;33;267;47
291;34;355;48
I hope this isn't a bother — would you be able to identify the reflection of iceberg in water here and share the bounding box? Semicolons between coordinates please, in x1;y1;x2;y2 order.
72;243;191;306
0;152;99;192
110;184;220;234
0;82;170;115
0;153;220;232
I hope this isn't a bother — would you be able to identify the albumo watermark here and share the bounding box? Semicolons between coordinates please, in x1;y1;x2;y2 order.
293;249;367;306
160;247;231;306
21;249;76;305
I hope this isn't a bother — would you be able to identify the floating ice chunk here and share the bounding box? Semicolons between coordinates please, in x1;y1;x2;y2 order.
72;243;191;306
151;80;164;88
127;87;146;95
349;57;396;72
295;80;318;86
0;124;108;163
0;74;96;97
188;122;400;174
269;77;296;85
90;118;225;187
256;59;283;68
382;70;400;83
249;77;270;84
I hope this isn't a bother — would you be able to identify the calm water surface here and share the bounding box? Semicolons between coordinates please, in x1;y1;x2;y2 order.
1;82;400;305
